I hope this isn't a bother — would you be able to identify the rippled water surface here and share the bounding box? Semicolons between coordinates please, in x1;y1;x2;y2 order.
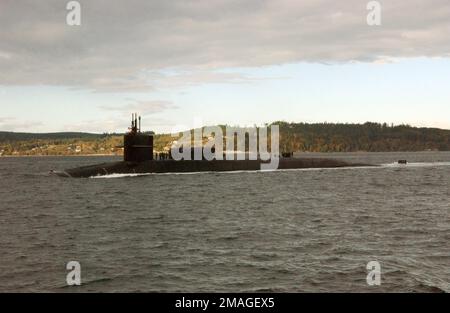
0;152;449;292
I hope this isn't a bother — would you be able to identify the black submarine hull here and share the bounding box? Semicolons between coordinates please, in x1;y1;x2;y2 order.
56;158;374;178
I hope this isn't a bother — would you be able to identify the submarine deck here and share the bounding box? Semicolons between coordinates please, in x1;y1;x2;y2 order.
57;158;374;178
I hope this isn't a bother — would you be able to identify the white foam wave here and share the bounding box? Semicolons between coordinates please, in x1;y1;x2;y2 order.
90;173;152;179
382;162;450;168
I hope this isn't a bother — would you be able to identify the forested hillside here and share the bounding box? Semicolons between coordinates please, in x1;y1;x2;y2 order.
276;122;450;152
1;122;450;156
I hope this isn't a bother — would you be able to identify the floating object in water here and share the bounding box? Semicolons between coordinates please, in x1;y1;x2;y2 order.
398;160;408;165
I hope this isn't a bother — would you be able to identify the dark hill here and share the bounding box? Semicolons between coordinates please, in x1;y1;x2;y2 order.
0;132;104;142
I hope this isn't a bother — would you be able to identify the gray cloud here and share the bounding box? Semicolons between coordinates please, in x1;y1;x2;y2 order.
101;100;178;116
62;118;127;133
62;115;174;133
1;0;450;92
0;116;43;131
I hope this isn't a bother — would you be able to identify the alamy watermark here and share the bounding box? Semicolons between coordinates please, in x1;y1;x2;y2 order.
64;259;381;288
65;1;381;28
66;261;81;286
367;1;382;26
170;125;280;170
366;261;382;286
66;1;81;26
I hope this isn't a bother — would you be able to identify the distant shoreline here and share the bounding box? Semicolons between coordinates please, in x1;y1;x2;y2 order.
1;150;449;159
0;154;121;158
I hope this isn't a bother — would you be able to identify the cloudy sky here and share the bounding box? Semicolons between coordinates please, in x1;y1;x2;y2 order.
1;0;450;133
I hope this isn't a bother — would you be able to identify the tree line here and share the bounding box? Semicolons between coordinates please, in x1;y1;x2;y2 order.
1;122;450;156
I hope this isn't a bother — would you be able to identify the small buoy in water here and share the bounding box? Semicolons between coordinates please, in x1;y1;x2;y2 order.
398;160;408;165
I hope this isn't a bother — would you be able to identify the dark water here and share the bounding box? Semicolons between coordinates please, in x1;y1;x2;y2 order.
0;152;449;293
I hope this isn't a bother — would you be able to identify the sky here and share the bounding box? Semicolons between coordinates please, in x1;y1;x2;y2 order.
1;0;450;133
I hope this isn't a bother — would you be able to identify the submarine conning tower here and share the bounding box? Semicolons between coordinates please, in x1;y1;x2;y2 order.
124;113;154;162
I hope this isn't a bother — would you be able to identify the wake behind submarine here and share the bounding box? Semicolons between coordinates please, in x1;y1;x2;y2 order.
55;115;374;178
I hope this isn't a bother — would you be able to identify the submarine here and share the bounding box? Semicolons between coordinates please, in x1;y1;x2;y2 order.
55;114;374;178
